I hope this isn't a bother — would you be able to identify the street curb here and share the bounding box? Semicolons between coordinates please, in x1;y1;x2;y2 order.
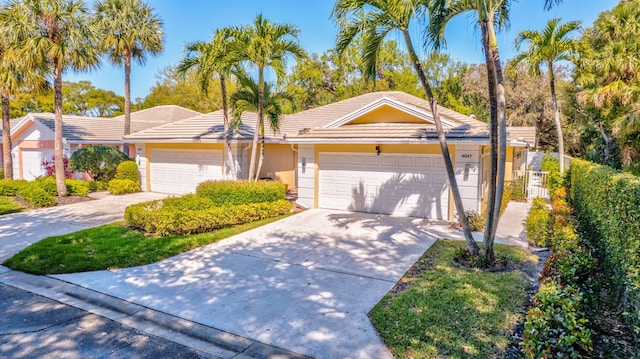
0;267;312;359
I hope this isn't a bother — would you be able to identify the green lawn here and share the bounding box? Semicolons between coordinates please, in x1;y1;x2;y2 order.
370;239;538;358
0;196;24;215
3;215;290;275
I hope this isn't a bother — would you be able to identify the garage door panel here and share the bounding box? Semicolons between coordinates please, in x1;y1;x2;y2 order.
319;152;449;219
150;149;222;195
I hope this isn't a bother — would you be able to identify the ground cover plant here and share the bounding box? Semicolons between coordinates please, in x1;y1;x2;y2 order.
0;196;23;215
3;216;289;274
370;240;538;358
0;177;91;210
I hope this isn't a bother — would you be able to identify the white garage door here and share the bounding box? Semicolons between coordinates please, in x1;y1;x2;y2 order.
150;149;223;195
319;152;449;219
22;149;54;180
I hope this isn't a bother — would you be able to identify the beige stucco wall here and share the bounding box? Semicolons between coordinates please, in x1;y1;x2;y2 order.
258;144;296;190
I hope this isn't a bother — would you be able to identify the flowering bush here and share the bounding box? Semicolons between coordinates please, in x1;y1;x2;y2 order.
41;155;74;179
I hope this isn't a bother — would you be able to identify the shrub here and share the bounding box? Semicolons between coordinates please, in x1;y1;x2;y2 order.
41;155;74;178
65;179;90;197
18;182;56;208
541;153;563;197
507;178;526;202
0;168;4;179
570;159;640;336
114;160;138;182
162;194;215;211
465;210;484;232
34;176;58;196
108;179;140;195
196;180;286;206
68;145;129;182
0;179;28;196
525;197;551;247
523;283;592;358
87;180;109;192
125;198;293;236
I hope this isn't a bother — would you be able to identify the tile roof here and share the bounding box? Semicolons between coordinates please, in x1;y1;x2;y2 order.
507;126;536;145
0;118;23;136
27;106;202;142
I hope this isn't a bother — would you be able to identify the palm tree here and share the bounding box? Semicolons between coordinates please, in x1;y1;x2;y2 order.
94;0;164;156
1;0;100;196
512;19;581;174
332;0;480;254
230;14;306;182
230;74;293;177
0;40;48;179
429;0;512;259
177;28;238;180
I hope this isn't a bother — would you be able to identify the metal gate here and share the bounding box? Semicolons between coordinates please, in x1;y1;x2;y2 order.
512;170;549;200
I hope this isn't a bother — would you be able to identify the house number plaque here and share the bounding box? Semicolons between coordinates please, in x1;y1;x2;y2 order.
461;154;473;158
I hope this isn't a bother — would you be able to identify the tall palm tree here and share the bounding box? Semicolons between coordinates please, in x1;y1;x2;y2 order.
1;0;100;196
94;0;164;156
332;0;480;254
429;0;512;259
177;28;238;180
512;18;581;174
230;14;306;182
0;40;48;179
230;74;293;177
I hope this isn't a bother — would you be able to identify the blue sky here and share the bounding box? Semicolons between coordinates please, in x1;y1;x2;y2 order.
68;0;619;100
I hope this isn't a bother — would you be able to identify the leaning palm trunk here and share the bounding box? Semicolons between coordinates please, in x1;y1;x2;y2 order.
220;75;237;180
490;49;508;257
2;93;12;179
53;62;67;196
403;31;479;254
549;67;564;173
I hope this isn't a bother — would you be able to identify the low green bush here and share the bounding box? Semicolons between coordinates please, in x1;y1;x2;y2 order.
114;160;138;182
525;197;551;247
523;283;592;358
34;176;58;196
18;182;56;208
541;153;563;198
108;179;140;195
196;180;286;206
465;210;484;232
65;179;90;197
125;199;293;236
162;194;215;211
87;180;108;192
507;178;526;202
0;168;4;179
0;179;28;196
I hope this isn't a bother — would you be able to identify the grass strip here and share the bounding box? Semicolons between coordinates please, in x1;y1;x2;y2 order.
370;239;538;358
4;214;290;275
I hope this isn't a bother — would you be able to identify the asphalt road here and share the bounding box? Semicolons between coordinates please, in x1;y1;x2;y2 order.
0;283;216;359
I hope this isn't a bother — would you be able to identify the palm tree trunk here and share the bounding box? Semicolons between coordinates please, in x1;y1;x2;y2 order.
403;30;479;254
53;61;67;196
256;126;265;180
2;93;13;179
220;75;236;180
596;120;612;164
247;70;263;182
123;52;132;157
549;65;564;173
490;45;508;260
481;21;499;255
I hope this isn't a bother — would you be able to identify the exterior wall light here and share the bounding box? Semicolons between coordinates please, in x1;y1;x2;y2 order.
375;145;381;156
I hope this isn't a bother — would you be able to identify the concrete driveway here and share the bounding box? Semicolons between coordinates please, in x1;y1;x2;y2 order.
52;209;444;359
0;192;167;263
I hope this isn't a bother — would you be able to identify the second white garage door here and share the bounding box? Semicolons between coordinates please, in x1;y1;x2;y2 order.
318;152;449;219
150;149;223;194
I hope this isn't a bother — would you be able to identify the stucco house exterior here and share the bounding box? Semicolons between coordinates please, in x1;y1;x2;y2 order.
125;91;535;221
7;105;200;180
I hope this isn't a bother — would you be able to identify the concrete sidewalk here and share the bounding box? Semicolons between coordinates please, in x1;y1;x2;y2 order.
0;191;167;263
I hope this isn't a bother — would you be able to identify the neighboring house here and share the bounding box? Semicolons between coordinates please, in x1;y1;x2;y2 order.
9;105;201;180
127;91;535;221
0;118;23;176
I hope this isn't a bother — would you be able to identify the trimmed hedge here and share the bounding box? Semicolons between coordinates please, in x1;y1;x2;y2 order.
65;179;90;197
525;197;551;247
18;182;56;208
108;179;140;195
34;176;58;196
196;180;286;206
124;199;293;236
569;158;640;338
115;160;139;182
